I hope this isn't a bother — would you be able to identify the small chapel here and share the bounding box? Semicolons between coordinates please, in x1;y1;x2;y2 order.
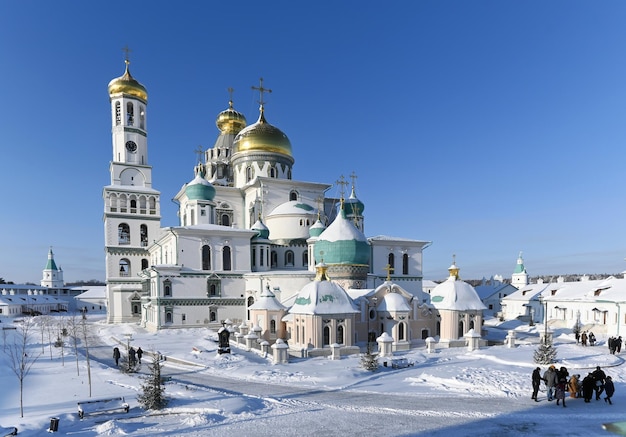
102;56;486;355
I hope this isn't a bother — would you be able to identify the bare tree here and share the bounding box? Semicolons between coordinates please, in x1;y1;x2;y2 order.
4;317;42;417
81;315;93;397
66;312;81;376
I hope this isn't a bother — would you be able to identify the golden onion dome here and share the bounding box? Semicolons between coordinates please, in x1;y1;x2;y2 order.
232;107;292;158
108;60;148;101
216;100;247;134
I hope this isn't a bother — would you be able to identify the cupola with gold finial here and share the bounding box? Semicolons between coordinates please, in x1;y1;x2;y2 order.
216;88;247;135
108;58;148;102
232;78;293;160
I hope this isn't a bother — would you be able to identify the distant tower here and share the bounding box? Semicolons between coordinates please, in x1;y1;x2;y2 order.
511;252;529;289
41;247;64;288
103;51;161;323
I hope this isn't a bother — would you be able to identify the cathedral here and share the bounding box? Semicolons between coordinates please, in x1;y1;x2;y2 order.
103;58;485;354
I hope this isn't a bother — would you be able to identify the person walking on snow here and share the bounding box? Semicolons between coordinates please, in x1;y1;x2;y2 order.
543;365;558;401
113;347;121;366
604;376;615;405
531;367;542;401
555;377;567;407
137;347;143;364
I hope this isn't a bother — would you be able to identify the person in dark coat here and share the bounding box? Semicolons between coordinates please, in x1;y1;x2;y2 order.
604;376;615;405
531;367;542;401
128;347;136;366
617;337;623;354
137;347;143;364
555;377;567;407
592;365;607;400
582;373;596;403
113;347;121;366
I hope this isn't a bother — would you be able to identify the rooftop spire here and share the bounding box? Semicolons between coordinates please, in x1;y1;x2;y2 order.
251;77;272;121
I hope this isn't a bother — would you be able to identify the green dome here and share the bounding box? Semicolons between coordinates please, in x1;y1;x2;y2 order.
251;218;270;240
309;219;326;238
185;174;215;201
314;210;370;265
344;186;365;215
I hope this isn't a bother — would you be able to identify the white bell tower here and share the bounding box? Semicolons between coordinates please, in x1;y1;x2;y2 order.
103;53;161;323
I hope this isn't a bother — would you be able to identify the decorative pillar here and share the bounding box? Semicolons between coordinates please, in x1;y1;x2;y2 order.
505;330;516;348
244;332;258;351
464;328;480;351
376;332;393;357
272;338;289;364
330;343;341;360
425;336;436;353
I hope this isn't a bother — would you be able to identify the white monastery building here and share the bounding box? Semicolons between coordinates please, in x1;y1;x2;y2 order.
102;58;490;354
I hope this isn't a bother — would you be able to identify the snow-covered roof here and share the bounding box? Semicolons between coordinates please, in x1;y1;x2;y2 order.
430;275;486;311
249;286;287;311
378;292;411;312
289;264;359;315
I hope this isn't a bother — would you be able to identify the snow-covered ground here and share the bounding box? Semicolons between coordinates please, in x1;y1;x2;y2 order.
1;315;625;436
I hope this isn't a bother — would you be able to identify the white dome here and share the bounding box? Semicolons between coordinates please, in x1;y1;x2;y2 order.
266;200;318;241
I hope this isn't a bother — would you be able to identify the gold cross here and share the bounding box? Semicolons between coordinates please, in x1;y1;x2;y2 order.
383;264;394;281
227;87;235;108
194;145;204;163
252;78;272;106
336;175;348;201
122;45;132;62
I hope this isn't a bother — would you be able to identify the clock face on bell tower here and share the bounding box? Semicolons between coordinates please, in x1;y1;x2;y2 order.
126;140;137;152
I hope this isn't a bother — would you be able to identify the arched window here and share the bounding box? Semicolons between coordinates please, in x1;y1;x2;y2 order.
337;325;344;344
130;199;137;212
388;253;395;272
202;245;211;270
126;102;134;125
209;311;216;322
398;322;406;341
285;251;294;267
163;279;172;297
421;328;429;340
458;320;465;338
402;253;409;275
271;251;277;267
221;214;230;227
246;166;253;182
115;102;121;125
323;326;330;346
119;259;130;277
270;166;277;178
289;191;298;201
118;223;130;245
302;251;308;267
140;224;148;247
165;311;173;323
207;277;220;297
141;258;149;270
469;319;475;330
270;319;276;334
247;296;254;321
223;246;232;271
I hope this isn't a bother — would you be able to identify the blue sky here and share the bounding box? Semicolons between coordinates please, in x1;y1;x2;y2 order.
1;1;625;284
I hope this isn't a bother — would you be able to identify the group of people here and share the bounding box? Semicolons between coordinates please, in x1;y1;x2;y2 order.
113;346;143;366
607;336;623;355
579;331;596;346
532;365;615;406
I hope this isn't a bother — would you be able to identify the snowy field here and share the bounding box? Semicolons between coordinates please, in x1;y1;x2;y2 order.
1;315;625;436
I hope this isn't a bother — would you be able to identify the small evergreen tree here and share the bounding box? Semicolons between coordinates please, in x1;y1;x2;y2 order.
360;351;379;371
534;337;558;365
137;353;168;410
